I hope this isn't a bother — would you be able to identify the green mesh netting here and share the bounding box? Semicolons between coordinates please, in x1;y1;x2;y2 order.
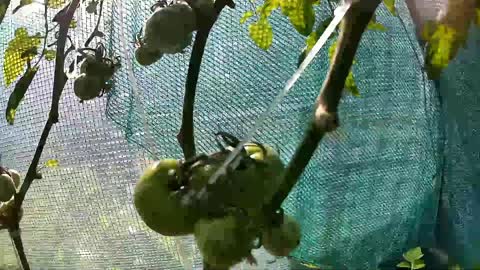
0;0;478;269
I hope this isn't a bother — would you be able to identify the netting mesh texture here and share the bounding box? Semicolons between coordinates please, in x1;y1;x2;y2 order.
0;0;478;269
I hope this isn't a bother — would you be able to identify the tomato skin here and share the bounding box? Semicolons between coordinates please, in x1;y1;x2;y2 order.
194;215;255;268
7;169;21;188
262;214;301;257
0;174;15;202
143;2;196;54
74;74;103;101
135;47;163;66
80;55;114;81
134;159;199;236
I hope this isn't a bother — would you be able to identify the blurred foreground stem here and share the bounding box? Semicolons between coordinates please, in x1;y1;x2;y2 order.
266;0;382;215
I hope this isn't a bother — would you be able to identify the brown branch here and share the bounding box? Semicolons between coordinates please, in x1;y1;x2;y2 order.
266;0;382;214
9;1;81;269
177;0;235;160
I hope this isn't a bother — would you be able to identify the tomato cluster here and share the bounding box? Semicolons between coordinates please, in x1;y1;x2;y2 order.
133;133;302;268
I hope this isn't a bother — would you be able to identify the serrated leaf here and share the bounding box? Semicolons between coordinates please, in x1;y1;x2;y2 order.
383;0;395;15
43;49;56;61
413;259;426;269
240;11;254;24
0;0;10;26
396;261;411;268
47;0;65;8
45;159;59;167
280;0;316;36
6;67;37;125
249;18;273;50
3;27;41;86
403;247;424;262
12;0;32;14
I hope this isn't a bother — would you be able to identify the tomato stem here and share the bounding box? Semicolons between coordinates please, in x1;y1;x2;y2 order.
9;1;81;269
178;0;235;160
266;0;382;214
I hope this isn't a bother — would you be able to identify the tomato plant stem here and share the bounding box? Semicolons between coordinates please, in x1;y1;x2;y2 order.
178;0;235;160
267;0;382;214
9;1;81;269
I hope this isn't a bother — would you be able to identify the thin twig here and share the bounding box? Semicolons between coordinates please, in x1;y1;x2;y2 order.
177;0;235;160
9;229;29;270
84;0;104;47
266;0;382;214
9;1;81;269
33;0;49;68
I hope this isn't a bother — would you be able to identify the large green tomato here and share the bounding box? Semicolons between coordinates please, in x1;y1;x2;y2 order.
134;159;199;236
80;55;114;81
135;47;163;66
262;214;301;257
143;1;196;54
227;143;285;210
194;215;256;269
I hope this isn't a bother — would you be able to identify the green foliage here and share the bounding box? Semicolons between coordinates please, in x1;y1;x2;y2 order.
47;0;66;9
329;40;360;96
45;159;59;168
69;19;77;28
3;27;41;86
424;24;460;80
368;14;387;32
383;0;395;15
239;10;253;24
279;0;316;36
86;0;99;14
5;67;37;125
43;49;56;61
397;247;425;270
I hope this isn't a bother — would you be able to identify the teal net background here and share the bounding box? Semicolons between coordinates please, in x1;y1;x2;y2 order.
0;0;477;269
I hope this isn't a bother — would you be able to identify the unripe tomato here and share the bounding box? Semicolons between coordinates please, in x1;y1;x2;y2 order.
135;47;163;66
143;1;196;54
134;159;199;236
0;199;23;221
7;169;21;188
194;215;256;268
262;214;301;257
0;174;15;202
74;74;103;101
80;55;114;81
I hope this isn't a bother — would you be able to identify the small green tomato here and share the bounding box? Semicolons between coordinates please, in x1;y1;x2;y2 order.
134;159;199;236
7;169;21;188
135;47;163;66
262;215;301;257
194;215;256;269
143;1;196;54
0;174;16;202
80;55;115;81
74;74;103;101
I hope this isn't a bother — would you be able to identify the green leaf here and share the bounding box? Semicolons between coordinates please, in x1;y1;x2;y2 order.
413;259;426;269
3;27;41;86
368;15;387;31
47;0;65;8
449;264;463;270
403;247;424;263
240;11;254;24
257;0;279;19
45;159;59;168
6;67;37;125
396;261;411;269
12;0;32;14
86;0;98;14
0;0;10;26
249;18;273;50
425;24;459;80
306;17;333;52
421;20;437;41
280;0;316;36
43;49;56;61
383;0;395;15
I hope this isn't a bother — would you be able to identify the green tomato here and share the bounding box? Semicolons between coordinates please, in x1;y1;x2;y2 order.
194;215;256;268
143;1;196;54
227;144;285;210
262;214;301;257
7;169;21;188
0;174;15;202
0;199;23;221
134;159;199;236
135;47;163;66
80;55;115;81
74;74;103;101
